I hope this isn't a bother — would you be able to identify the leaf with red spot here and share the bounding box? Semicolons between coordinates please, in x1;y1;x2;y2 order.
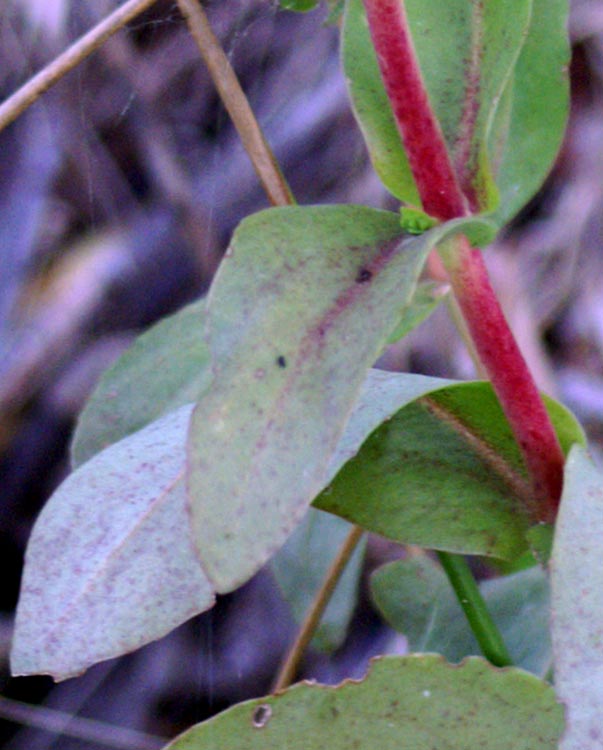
187;206;494;592
11;405;215;681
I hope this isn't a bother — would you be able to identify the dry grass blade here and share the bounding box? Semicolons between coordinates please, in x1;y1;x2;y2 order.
272;525;365;692
0;0;159;133
0;695;166;750
175;0;294;207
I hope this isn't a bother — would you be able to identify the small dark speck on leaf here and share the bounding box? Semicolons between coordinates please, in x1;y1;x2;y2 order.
276;355;287;368
252;704;272;728
355;268;373;283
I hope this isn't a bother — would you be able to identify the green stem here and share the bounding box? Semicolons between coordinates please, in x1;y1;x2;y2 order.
437;551;513;668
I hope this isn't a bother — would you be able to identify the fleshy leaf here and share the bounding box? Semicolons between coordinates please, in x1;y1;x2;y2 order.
271;509;366;652
551;445;603;749
11;405;214;680
343;0;533;214
187;207;493;592
279;0;319;11
371;557;552;677
342;0;420;204
72;298;210;467
489;0;570;226
399;207;439;235
166;655;563;749
386;280;446;344
403;0;531;213
315;379;585;560
11;365;487;678
526;523;555;567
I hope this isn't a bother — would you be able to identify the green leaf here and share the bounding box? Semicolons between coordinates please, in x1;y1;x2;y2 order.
279;0;319;11
399;206;439;235
325;0;345;24
489;0;570;226
271;509;366;652
315;379;585;560
187;207;492;592
551;445;603;749
386;280;446;344
342;0;420;204
343;0;533;214
404;0;532;213
11;405;214;681
526;523;555;567
9;366;491;677
371;557;552;677
72;298;210;467
165;655;563;749
10;368;440;678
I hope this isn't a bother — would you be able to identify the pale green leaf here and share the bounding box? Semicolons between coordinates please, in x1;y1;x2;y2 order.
166;655;563;749
490;0;570;225
343;0;533;214
342;0;420;204
371;557;552;677
271;509;365;652
404;0;532;212
11;405;214;681
10;365;480;678
315;379;585;560
72;298;210;467
187;207;493;592
551;445;603;749
386;280;446;344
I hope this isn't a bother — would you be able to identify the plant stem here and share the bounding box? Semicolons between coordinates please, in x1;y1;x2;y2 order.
362;0;467;220
175;0;295;207
437;552;513;668
362;0;565;522
179;4;353;687
272;525;365;692
0;0;159;134
439;236;564;521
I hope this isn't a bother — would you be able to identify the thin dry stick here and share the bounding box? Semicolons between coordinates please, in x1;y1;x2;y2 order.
272;525;365;693
0;695;166;750
174;4;364;686
176;0;365;687
0;0;159;134
175;0;295;207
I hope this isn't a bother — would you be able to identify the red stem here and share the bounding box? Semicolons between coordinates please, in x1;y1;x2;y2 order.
363;0;565;521
447;238;564;522
362;0;467;220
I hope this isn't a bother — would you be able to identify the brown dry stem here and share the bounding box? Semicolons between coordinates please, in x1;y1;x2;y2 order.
175;0;294;207
272;525;365;692
0;0;159;133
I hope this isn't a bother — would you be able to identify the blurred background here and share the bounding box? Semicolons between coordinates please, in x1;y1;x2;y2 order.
0;0;602;747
